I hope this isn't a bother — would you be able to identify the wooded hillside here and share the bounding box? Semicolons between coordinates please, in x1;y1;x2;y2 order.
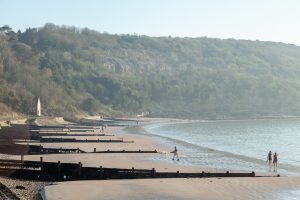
1;23;300;119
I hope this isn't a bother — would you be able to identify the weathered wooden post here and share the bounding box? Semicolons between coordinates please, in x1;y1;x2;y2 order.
78;162;82;179
60;147;62;153
131;167;135;178
151;168;156;178
57;161;61;181
94;148;96;153
20;154;24;169
202;171;205;177
40;157;43;171
99;166;103;179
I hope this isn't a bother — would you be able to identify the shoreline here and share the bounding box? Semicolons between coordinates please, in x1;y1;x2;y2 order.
40;118;300;200
135;118;300;176
2;117;300;199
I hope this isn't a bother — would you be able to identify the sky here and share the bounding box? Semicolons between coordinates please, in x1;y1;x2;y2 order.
1;0;300;45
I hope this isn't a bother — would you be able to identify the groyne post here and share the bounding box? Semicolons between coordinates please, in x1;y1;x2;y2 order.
151;168;156;178
40;157;43;171
57;161;61;181
99;166;103;179
78;162;82;178
131;167;135;178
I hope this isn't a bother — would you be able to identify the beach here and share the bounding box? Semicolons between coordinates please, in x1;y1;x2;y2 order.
27;118;299;200
45;177;300;200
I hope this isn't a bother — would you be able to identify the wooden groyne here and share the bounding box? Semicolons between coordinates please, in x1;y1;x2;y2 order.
0;124;113;140
0;159;262;182
34;133;114;137
0;144;157;155
37;138;133;143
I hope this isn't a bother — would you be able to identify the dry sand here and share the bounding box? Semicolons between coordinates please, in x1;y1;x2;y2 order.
24;126;206;172
45;177;300;200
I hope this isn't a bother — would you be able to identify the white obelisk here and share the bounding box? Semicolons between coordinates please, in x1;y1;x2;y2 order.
37;97;41;116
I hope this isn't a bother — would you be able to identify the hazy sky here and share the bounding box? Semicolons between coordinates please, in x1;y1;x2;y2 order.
1;0;300;45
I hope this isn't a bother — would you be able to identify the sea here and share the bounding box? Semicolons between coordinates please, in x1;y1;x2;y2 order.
141;118;300;175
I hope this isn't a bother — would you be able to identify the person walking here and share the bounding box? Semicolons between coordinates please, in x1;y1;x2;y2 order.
273;152;278;172
171;146;179;161
267;150;272;172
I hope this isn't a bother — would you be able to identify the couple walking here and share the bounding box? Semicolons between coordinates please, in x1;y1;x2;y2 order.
268;151;278;172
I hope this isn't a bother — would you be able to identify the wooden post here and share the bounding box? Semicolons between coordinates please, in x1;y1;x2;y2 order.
151;168;156;177
78;162;82;178
99;166;103;178
40;157;43;171
60;147;62;153
20;154;24;169
57;161;61;181
94;148;96;153
176;171;179;177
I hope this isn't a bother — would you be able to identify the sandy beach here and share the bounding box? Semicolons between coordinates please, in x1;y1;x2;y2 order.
45;177;300;200
22;119;298;200
1;118;299;199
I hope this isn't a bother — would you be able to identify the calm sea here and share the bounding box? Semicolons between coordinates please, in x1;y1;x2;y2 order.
143;119;300;175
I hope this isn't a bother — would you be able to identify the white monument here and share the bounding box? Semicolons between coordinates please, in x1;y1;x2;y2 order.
37;97;41;116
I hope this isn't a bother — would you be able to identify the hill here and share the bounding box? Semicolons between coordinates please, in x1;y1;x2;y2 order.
1;23;300;119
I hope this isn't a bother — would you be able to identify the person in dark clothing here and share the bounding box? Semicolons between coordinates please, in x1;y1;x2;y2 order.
273;152;278;172
267;151;272;172
171;146;179;161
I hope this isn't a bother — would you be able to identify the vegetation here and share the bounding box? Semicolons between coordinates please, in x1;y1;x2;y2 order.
1;23;300;119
